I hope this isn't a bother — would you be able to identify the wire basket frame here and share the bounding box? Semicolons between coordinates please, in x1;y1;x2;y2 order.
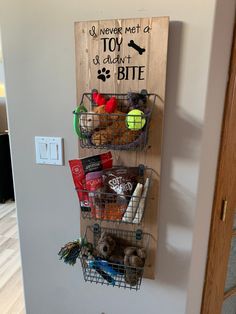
77;167;153;224
80;225;150;290
74;91;156;150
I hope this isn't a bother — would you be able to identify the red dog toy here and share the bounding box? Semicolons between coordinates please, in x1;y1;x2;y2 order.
92;92;117;113
93;92;106;106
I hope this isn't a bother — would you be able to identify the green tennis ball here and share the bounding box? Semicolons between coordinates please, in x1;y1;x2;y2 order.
126;109;146;130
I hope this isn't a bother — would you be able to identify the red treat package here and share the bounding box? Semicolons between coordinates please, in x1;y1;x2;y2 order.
69;152;112;212
86;171;104;219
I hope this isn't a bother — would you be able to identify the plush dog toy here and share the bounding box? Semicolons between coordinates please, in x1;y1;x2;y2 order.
79;92;118;133
91;105;141;146
79;91;145;146
92;232;147;286
93;92;117;113
124;246;146;286
79;113;100;133
127;92;147;112
96;232;116;259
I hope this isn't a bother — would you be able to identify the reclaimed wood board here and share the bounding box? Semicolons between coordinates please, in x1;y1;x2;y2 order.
74;17;169;279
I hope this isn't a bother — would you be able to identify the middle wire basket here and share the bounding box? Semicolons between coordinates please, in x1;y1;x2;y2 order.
77;167;153;224
80;225;150;290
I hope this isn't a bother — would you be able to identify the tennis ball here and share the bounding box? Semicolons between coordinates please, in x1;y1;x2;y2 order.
126;109;146;130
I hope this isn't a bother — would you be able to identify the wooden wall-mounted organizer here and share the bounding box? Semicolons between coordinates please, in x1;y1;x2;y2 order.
71;17;169;290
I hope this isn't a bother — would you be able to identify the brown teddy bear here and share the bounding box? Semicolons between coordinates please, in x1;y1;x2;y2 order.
96;232;116;259
123;246;146;286
91;105;141;146
95;232;147;286
96;232;125;264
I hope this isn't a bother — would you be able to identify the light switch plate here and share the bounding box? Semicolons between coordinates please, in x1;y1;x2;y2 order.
35;136;64;165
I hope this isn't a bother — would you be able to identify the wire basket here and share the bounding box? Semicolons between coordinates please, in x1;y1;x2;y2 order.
73;91;156;150
77;167;152;224
80;225;150;290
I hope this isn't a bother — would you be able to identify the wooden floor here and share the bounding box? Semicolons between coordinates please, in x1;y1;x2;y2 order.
0;201;25;314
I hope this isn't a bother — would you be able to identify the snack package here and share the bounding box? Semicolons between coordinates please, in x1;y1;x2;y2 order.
102;167;141;197
102;166;144;220
85;171;104;219
103;202;127;221
69;152;112;211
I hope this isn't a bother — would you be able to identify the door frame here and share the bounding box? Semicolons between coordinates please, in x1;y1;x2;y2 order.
201;23;236;313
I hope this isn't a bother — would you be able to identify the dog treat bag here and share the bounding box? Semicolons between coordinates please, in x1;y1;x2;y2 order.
103;202;127;221
85;171;104;219
102;167;141;199
69;152;112;211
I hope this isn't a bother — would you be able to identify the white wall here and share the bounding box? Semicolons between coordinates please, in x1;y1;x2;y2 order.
0;1;235;314
186;0;235;312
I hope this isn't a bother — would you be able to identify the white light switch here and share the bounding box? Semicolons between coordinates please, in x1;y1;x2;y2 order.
50;143;58;160
39;143;48;159
35;136;64;165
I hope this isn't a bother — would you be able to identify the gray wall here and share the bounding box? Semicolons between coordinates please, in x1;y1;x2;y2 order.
0;1;235;314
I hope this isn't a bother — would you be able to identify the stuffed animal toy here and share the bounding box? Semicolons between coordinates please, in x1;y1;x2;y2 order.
92;105;120;128
79;112;100;133
79;104;118;134
79;91;146;146
123;246;146;286
78;92;118;134
124;246;146;266
58;238;94;265
118;92;147;113
93;92;118;113
127;92;147;112
96;232;116;259
93;92;107;107
91;105;141;146
95;233;147;281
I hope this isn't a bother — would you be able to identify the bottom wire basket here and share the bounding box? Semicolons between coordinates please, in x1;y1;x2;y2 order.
80;225;150;290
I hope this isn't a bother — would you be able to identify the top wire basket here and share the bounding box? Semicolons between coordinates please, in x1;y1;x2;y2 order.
73;90;156;151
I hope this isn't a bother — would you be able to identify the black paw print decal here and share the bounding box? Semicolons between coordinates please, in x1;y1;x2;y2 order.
97;68;111;82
